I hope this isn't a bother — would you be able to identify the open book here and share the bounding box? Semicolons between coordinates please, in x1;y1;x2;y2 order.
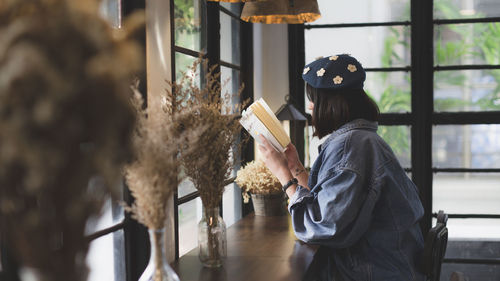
240;98;291;152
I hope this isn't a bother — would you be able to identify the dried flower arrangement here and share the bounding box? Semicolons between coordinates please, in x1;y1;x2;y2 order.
0;1;142;280
173;59;245;210
235;160;282;203
171;58;246;264
124;81;197;280
124;80;196;230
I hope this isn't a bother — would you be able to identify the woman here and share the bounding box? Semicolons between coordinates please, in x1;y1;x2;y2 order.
258;54;425;281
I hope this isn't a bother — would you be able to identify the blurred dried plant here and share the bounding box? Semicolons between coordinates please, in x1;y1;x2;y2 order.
0;0;142;280
235;160;282;203
124;80;198;230
172;58;246;210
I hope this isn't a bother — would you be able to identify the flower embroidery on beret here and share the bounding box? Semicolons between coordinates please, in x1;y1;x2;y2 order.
333;75;343;84
316;68;326;77
347;64;357;72
329;55;339;61
303;67;310;74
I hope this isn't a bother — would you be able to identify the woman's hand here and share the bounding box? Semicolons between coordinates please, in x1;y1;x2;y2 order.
257;136;293;185
284;143;305;175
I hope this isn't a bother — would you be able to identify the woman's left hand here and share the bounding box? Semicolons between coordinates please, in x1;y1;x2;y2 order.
257;135;294;185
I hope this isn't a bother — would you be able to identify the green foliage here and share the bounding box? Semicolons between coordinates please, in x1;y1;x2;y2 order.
475;22;500;110
434;0;463;19
174;0;205;85
372;22;411;158
433;0;500;111
174;0;200;34
368;0;500;163
377;126;410;158
435;40;472;65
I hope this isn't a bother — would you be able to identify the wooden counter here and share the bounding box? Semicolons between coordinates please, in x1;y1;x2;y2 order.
171;214;320;281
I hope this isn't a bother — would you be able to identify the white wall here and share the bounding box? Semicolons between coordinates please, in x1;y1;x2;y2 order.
253;24;289;112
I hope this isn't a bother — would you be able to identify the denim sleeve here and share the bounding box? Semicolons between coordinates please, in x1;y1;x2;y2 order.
288;168;375;248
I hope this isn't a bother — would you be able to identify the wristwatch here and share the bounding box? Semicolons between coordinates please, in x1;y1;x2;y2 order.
282;177;298;192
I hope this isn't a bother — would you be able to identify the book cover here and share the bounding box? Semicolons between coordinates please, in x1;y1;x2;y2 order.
240;98;291;152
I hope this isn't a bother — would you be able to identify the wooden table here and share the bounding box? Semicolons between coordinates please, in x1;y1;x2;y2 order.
172;214;320;281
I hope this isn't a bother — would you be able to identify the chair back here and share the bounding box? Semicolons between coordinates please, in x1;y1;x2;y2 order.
421;210;449;281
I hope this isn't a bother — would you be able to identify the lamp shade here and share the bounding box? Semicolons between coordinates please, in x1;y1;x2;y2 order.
241;0;321;24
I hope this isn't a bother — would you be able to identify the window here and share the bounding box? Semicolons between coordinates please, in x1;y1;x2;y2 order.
297;0;500;278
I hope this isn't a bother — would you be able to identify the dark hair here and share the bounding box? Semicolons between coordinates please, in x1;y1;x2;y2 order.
306;84;379;139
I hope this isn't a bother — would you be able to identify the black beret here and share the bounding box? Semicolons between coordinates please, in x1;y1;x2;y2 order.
301;54;366;90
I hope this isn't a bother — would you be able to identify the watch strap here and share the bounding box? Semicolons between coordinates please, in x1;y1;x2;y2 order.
282;177;298;192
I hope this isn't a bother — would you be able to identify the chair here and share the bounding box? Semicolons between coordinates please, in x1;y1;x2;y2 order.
421;210;449;281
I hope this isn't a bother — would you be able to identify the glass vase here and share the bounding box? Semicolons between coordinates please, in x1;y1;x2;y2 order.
139;228;180;281
198;206;227;268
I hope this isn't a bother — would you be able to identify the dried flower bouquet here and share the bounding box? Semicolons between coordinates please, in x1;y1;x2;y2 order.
235;160;282;203
172;59;245;264
124;81;196;230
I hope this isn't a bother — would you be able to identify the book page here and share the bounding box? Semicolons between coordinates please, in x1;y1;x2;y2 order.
252;99;290;148
240;102;286;152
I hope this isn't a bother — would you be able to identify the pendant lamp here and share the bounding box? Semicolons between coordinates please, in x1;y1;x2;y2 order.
241;0;321;24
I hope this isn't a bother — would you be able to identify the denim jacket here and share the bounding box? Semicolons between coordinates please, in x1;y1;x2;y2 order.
289;119;425;281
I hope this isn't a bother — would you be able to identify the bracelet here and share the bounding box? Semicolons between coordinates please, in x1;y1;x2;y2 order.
282;177;298;193
294;168;306;177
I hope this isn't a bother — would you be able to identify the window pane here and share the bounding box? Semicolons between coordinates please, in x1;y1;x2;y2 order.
178;197;203;256
221;66;241;114
378;126;411;168
85;189;124;235
87;232;116;281
433;125;500;168
175;52;201;85
87;228;124;280
178;178;197;198
174;0;207;52
434;173;500;215
432;216;500;240
434;0;500;19
366;71;411;113
220;13;240;66
305;26;410;68
435;69;500;111
310;0;410;25
220;2;242;16
99;0;120;28
434;23;500;66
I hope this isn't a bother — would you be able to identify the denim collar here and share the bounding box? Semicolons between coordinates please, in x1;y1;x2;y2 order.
318;119;378;153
